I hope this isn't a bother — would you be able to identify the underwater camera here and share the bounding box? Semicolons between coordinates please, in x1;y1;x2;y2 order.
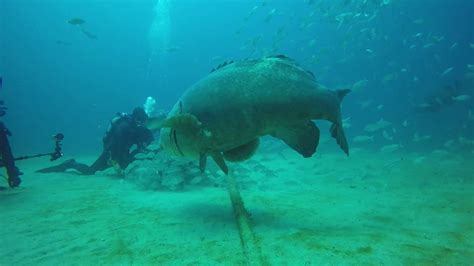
0;77;65;188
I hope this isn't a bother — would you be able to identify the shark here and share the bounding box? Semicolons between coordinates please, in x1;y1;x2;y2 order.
159;55;350;174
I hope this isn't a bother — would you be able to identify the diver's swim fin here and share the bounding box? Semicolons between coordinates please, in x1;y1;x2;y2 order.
36;159;76;173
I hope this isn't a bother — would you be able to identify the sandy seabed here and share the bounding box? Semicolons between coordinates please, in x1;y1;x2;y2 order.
1;143;473;265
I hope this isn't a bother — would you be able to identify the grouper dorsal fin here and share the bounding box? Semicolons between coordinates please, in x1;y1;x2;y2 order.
210;60;235;73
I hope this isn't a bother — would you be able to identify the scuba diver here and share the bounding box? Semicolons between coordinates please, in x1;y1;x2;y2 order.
0;111;22;188
36;107;155;175
1;77;64;188
1;76;22;188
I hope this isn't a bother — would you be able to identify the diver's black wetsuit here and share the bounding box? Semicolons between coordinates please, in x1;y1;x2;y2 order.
37;112;153;175
0;122;22;187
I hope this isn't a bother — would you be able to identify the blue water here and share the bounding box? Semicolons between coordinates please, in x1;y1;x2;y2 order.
1;0;473;156
1;0;474;264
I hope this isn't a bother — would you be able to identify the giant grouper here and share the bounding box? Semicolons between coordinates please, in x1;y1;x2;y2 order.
158;55;350;174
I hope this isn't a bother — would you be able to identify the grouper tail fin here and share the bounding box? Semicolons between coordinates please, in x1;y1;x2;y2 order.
331;89;350;156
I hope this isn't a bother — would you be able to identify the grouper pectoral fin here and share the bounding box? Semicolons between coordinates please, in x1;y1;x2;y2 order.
223;138;260;162
199;153;207;173
273;121;320;158
211;152;229;175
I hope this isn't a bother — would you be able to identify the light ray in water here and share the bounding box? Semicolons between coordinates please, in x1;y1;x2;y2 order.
146;0;171;81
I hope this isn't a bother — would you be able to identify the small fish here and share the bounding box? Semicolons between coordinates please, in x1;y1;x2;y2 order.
409;44;416;49
377;104;384;110
465;72;474;80
458;137;474;146
383;130;393;141
68;18;85;25
433;35;445;42
413;156;426;164
244;6;259;21
264;8;276;23
367;12;378;22
400;68;408;72
416;103;433;109
342;117;351;128
413;132;431;142
467;64;474;72
352;79;368;91
80;29;98;40
211;56;224;63
413;76;419;82
423;43;434;49
452;95;471;102
365;49;374;54
440;67;453;77
276;26;285;36
165;46;181;52
413;33;423;38
449;42;458;51
305;22;315;30
380;144;401;153
249;6;258;14
402;120;409;127
383;72;398;83
431;149;450;156
470;43;474;49
56;40;72;46
358;99;373;109
413;18;424;24
353;135;374;143
444;139;456;149
364;118;391;133
469;109;474;121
